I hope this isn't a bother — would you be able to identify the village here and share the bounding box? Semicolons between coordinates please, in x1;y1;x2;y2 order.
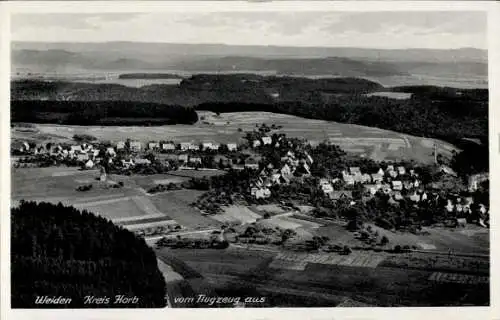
12;124;490;239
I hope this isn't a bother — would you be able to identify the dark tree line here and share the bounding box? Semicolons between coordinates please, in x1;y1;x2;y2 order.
11;201;166;308
11;100;198;125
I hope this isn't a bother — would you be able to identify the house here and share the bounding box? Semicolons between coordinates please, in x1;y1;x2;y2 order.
388;170;398;178
382;184;392;194
130;141;142;152
84;159;94;169
349;167;361;175
262;136;272;145
445;200;454;212
409;192;420;202
361;174;372;183
392;181;403;191
210;143;220;151
23;141;31;151
106;147;116;157
409;169;416;177
393;192;404;201
403;181;414;190
377;168;385;176
180;142;191;151
413;180;421;188
202;142;214;151
189;144;200;151
148;142;160;150
189;157;202;164
397;166;406;175
122;159;135;168
116;141;125;150
135;158;151;165
178;154;188;163
280;164;292;176
93;150;100;157
386;165;395;172
255;188;271;199
161;143;176;151
250;187;259;196
76;153;89;162
364;184;379;195
421;192;428;201
371;173;384;183
272;173;282;184
70;145;83;153
286;150;295;158
329;190;352;201
321;183;334;194
343;175;355;185
227;143;237;151
252;140;262;148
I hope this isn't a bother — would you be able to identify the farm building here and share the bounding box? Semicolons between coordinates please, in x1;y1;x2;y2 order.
161;143;176;151
262;136;272;145
329;190;352;201
130;141;142;152
148;142;160;150
180;142;191;151
392;181;403;191
227;143;237;151
189;157;202;164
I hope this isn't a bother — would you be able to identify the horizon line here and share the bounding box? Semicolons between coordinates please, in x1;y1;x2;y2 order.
11;41;486;52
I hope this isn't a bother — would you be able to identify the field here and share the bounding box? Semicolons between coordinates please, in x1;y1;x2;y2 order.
155;246;489;307
11;111;459;163
151;190;222;229
210;205;261;224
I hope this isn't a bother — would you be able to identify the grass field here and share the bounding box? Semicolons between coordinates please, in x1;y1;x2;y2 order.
151;190;222;229
12;111;459;163
211;205;261;224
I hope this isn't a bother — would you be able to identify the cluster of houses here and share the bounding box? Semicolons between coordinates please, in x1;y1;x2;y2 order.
316;164;489;224
249;150;314;199
12;139;242;170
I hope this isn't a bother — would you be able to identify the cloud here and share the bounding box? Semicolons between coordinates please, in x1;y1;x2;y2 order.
10;11;486;49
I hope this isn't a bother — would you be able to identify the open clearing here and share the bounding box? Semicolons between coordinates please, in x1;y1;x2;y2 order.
13;111;459;163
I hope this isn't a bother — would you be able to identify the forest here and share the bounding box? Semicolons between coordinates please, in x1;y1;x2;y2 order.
11;201;167;308
11;100;199;125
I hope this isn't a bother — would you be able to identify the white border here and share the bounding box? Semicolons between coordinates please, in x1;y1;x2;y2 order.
1;2;498;320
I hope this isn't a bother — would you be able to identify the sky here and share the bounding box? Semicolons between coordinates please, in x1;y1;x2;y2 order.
11;11;486;49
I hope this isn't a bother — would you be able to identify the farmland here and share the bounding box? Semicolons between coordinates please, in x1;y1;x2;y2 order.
11;111;459;164
155;246;489;307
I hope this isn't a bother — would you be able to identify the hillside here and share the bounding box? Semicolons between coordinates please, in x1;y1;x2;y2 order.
11;77;488;145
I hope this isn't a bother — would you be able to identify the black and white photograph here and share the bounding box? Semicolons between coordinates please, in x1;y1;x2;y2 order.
3;1;493;312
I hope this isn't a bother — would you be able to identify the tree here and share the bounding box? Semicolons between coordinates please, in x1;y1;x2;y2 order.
380;236;389;246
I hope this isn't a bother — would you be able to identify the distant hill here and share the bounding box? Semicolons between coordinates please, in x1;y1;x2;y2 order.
11;42;487;80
